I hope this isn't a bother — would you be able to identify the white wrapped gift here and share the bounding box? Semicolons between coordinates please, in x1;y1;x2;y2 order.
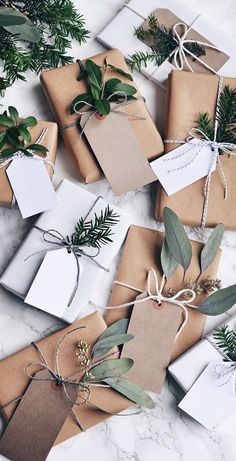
97;0;236;88
168;315;236;392
0;180;131;323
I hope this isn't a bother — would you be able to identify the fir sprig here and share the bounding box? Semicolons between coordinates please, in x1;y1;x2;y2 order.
0;0;89;95
129;14;205;70
213;325;236;361
69;205;120;250
196;85;236;147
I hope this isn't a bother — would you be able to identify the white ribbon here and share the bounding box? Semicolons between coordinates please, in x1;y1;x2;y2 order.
164;76;236;228
100;268;197;340
0;128;54;171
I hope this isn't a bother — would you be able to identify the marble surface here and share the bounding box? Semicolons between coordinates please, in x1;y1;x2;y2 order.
0;0;236;460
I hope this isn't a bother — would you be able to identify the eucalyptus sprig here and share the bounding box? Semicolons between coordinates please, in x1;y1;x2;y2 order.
75;319;155;409
0;0;89;95
196;85;236;148
0;106;48;158
70;58;136;118
161;207;236;316
68;205;120;250
128;14;205;71
213;325;236;361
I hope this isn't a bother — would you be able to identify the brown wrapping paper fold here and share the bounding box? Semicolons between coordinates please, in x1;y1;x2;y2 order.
105;225;221;362
141;9;228;74
155;71;236;229
0;312;132;448
0;120;58;207
40;49;163;184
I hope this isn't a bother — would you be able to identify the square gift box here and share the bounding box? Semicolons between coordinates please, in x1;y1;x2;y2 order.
0;312;133;461
155;71;236;230
40;49;163;193
0;120;57;208
97;0;236;88
0;179;131;323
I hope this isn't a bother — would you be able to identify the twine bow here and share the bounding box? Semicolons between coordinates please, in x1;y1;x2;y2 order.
205;335;236;393
101;268;197;339
25;196;109;307
164;75;236;228
0;128;54;171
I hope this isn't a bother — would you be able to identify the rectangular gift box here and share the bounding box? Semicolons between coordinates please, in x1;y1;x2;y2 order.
169;315;236;393
0;120;58;208
0;312;132;459
40;49;163;190
155;71;236;230
97;0;236;88
0;179;131;323
105;225;221;370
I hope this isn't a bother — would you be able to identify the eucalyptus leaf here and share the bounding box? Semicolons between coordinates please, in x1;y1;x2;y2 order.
112;82;137;97
200;224;224;273
104;78;122;95
3;10;40;43
22;116;37;127
104;377;155;409
8;106;19;124
198;284;236;315
93;333;134;358
0;8;27;26
70;93;93;114
0;114;14;127
85;358;134;382
94;99;111;116
85;59;103;90
163;207;192;273
161;238;178;279
106;63;133;81
96;319;129;343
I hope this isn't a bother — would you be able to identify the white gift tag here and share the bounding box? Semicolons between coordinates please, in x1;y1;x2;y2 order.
25;248;81;318
179;362;235;429
150;140;217;195
7;157;57;219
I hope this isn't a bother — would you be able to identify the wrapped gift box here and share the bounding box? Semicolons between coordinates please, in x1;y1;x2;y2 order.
0;120;57;208
97;0;236;88
0;179;131;323
0;312;132;461
169;315;236;393
40;49;163;192
155;71;236;230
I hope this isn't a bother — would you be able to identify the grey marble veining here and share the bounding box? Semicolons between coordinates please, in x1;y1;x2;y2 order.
0;1;236;460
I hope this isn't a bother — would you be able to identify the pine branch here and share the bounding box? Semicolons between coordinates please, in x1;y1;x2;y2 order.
213;325;236;361
128;51;165;70
70;206;120;250
196;113;214;140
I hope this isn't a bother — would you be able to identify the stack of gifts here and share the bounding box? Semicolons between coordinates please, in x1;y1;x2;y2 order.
1;0;236;459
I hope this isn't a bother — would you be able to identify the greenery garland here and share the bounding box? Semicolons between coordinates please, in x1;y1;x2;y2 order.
0;0;89;95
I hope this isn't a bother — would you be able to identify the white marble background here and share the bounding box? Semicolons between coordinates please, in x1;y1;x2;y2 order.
0;1;236;460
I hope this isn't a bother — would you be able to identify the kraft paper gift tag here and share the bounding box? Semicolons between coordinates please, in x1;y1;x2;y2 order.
105;225;221;363
0;120;57;209
0;313;133;448
40;49;163;186
0;369;77;461
80;111;157;195
121;294;182;393
178;362;236;429
97;0;235;88
156;71;236;230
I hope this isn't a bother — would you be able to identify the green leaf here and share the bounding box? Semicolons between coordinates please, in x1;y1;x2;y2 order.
198;285;236;315
23;150;33;157
112;82;137;97
96;319;129;341
0;147;17;157
106;62;133;81
5;129;21;147
18;125;31;142
104;377;155;409
0;131;6;149
93;333;134;358
90;84;101;101
22;116;37;127
70;93;93;114
0;114;14;127
0;8;27;26
85;59;102;90
104;78;121;95
3;10;40;43
8;106;19;124
28;144;48;152
163;207;192;274
94;99;111;116
161;238;178;279
85;358;134;382
200;224;224;273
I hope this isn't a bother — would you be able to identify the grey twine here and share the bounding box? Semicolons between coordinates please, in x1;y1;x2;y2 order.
25;196;109;307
